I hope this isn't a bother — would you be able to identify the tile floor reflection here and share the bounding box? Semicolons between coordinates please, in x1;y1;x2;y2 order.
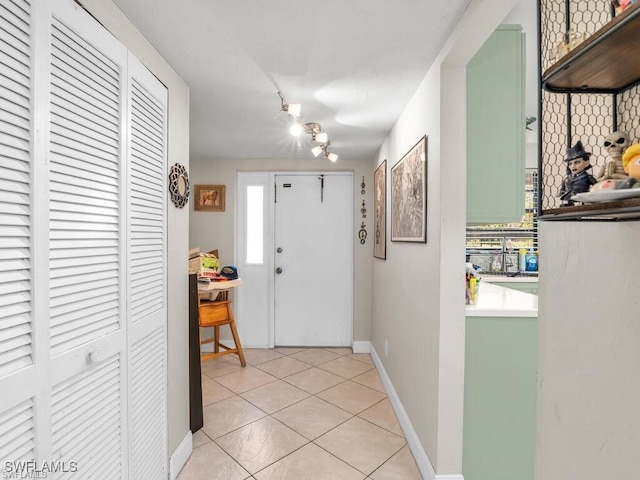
178;348;423;479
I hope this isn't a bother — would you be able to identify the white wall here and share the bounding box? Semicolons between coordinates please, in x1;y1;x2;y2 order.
371;0;520;474
81;0;191;456
189;158;373;343
537;221;640;480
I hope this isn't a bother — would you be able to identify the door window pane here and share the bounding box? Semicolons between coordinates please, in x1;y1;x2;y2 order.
246;186;264;264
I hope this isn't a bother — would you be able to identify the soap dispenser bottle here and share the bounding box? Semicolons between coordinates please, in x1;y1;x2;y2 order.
525;249;538;272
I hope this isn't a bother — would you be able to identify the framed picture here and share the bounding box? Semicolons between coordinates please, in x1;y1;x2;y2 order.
391;136;427;243
373;160;387;259
194;184;226;212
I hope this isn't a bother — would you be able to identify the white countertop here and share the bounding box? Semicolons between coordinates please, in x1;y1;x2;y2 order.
482;275;538;283
466;281;537;317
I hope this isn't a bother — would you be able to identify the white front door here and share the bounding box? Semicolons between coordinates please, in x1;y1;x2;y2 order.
274;174;353;346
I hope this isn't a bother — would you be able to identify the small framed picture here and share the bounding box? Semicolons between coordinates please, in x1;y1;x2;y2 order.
194;184;225;212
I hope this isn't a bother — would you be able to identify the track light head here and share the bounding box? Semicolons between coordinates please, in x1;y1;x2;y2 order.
278;91;301;118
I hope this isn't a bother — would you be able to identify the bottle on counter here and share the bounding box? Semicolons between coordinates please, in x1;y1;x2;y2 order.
525;249;538;272
519;248;527;271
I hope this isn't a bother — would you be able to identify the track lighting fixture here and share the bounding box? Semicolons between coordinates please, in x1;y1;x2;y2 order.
277;92;339;162
310;140;338;162
278;91;301;118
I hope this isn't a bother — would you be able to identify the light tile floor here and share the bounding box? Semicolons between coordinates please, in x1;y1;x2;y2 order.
178;347;423;480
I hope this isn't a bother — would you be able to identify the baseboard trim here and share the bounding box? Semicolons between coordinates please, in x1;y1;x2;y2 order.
370;344;439;480
169;430;193;480
435;475;464;480
352;340;371;354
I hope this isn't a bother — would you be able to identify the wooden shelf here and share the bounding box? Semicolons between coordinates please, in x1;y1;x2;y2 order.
539;197;640;221
542;3;640;93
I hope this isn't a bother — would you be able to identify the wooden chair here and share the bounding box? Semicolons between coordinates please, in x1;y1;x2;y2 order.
198;291;246;367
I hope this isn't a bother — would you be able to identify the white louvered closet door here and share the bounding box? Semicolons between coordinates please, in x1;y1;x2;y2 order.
0;0;37;467
0;0;168;478
126;55;168;480
48;0;129;477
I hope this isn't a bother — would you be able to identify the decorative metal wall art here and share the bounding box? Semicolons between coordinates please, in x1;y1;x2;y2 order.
358;222;367;244
168;163;190;208
359;178;368;244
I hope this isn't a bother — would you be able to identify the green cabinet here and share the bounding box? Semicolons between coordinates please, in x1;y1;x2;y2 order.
467;25;525;224
463;315;537;480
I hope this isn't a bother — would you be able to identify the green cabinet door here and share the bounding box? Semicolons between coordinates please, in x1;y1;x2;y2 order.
467;25;525;224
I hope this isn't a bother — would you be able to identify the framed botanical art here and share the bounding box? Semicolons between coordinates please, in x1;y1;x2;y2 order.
391;136;427;243
194;184;226;212
373;160;387;259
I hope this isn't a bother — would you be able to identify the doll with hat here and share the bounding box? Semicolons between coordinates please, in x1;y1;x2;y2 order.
559;140;597;206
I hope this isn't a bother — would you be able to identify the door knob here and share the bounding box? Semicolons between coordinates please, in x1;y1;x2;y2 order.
277;247;283;253
276;267;283;274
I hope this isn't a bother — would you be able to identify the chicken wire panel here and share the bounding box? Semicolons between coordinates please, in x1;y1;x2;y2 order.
540;0;617;212
571;93;615;177
618;84;640;142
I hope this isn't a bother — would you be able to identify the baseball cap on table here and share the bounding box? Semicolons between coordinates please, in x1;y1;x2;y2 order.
220;265;238;279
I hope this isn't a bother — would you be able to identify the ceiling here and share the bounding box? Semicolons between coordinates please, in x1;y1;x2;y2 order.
112;0;471;161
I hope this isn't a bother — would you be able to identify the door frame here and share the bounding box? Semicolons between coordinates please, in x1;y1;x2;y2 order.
236;171;354;348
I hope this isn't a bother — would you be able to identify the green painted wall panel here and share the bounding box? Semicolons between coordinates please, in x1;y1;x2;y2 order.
463;315;537;480
467;25;525;224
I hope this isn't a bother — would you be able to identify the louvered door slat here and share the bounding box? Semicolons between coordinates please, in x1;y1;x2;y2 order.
0;1;31;40
51;19;119;93
126;59;167;478
131;174;164;194
0;272;29;288
49;245;118;260
130;123;163;153
129;180;163;200
52;114;119;152
50;303;118;332
0;398;35;463
0;144;29;165
0;278;29;296
49;13;121;354
131;83;163;125
131;329;165;480
0;112;29;142
49;169;118;200
0;18;29;56
50;269;118;290
50;140;119;178
51;355;121;479
0;0;32;379
0;71;29;100
50;85;119;135
130;144;163;171
128;76;165;324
